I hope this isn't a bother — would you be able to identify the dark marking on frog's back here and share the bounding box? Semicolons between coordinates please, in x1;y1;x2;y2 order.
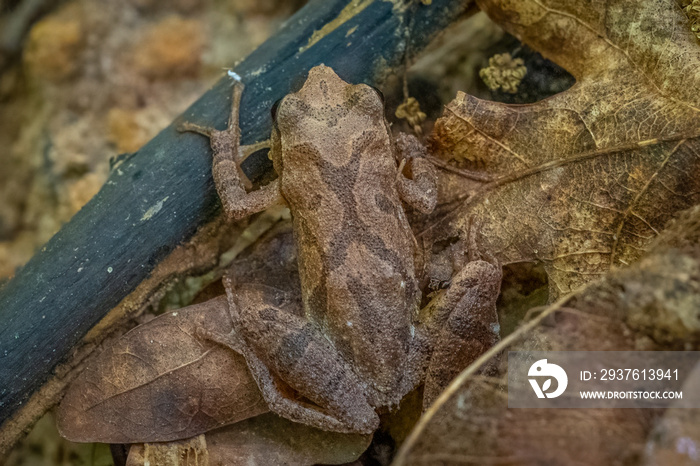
275;325;314;368
375;192;394;214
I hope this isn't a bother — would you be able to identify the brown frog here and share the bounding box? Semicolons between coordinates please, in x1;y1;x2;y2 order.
179;65;501;434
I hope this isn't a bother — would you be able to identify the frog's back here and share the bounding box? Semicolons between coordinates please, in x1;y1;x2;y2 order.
271;66;420;400
284;138;420;400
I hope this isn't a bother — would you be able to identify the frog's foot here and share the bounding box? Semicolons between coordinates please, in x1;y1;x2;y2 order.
177;83;253;189
244;346;378;434
178;123;268;166
395;133;438;214
178;121;213;137
178;81;281;219
239;139;271;163
421;260;502;409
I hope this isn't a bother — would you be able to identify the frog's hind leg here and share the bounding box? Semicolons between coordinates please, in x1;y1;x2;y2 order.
209;281;379;434
419;257;502;409
201;322;363;432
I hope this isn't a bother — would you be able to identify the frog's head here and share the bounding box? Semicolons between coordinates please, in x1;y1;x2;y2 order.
270;65;389;168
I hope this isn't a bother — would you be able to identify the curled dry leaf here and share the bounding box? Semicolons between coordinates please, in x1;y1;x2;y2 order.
57;222;302;443
126;435;209;466
427;0;700;297
205;413;372;466
125;419;370;466
394;204;700;465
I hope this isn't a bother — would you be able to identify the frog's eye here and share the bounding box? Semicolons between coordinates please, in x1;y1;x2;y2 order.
271;98;282;122
368;85;385;104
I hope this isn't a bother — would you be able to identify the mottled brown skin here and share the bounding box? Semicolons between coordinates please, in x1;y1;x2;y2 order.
180;65;501;434
271;70;425;404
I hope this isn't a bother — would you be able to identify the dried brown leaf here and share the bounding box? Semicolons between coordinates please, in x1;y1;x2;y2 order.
394;204;700;465
427;0;700;296
56;295;268;444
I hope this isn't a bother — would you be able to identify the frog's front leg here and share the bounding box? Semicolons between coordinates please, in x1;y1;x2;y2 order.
394;133;438;214
214;281;379;434
179;81;282;220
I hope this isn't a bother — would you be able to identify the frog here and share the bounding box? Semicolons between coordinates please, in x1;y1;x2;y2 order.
178;65;501;434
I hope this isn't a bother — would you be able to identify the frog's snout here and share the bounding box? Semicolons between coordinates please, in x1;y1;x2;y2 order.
299;64;350;99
